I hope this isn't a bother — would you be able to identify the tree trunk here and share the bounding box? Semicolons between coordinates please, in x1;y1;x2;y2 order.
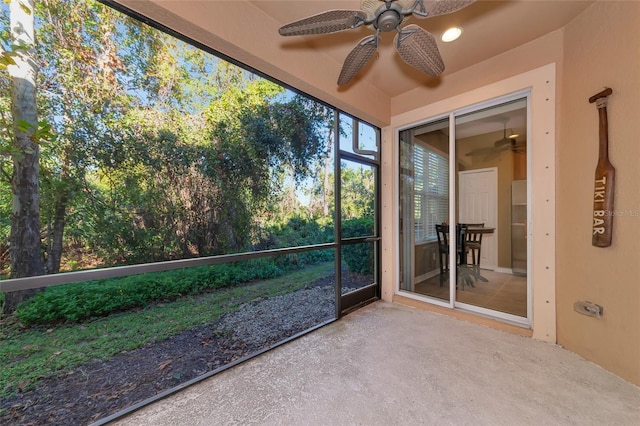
3;0;44;316
46;191;68;274
322;129;333;217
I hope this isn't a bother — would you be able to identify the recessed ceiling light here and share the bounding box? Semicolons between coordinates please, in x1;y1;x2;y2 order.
441;27;463;42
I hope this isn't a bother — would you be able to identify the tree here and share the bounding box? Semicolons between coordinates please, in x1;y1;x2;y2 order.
1;0;333;312
3;0;44;315
340;163;375;221
35;0;137;273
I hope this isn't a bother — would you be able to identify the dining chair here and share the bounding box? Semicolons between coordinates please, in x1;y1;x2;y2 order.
435;224;450;286
435;224;471;288
462;223;484;277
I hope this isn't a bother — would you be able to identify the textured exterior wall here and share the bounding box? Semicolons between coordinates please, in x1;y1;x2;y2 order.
557;0;640;386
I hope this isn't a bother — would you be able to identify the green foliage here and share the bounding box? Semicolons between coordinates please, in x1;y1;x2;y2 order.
12;213;341;326
0;0;351;284
342;217;375;275
15;259;282;325
340;163;375;220
266;215;333;247
256;215;334;266
1;262;334;398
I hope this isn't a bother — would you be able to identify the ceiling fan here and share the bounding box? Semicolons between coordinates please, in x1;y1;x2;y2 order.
278;0;476;86
465;121;526;160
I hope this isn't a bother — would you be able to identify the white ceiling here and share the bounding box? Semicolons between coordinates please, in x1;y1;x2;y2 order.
248;0;593;98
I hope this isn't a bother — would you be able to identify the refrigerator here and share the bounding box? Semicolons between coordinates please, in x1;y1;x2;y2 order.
511;180;527;276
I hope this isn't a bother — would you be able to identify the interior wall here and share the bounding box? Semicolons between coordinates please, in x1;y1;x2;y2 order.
557;0;640;386
414;243;439;280
457;134;515;269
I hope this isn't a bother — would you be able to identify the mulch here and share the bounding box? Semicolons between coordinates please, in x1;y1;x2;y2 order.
1;317;256;425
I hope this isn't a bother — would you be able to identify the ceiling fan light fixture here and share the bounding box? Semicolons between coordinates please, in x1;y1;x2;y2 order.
441;26;462;42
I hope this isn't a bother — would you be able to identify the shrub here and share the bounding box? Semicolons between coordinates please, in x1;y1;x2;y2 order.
15;259;282;326
258;215;334;267
341;218;374;275
13;216;342;326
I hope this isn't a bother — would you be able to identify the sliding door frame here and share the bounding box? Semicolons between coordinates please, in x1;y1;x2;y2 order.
395;91;533;326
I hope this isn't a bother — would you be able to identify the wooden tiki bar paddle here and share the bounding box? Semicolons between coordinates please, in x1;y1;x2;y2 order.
589;87;614;247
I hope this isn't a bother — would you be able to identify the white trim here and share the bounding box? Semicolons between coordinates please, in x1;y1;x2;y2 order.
448;115;456;308
415;269;441;283
397;289;451;309
455;302;530;327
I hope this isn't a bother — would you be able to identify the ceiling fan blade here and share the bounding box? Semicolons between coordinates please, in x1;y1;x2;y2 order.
412;0;476;18
465;146;495;157
338;35;378;86
494;137;511;148
394;24;444;77
279;10;367;36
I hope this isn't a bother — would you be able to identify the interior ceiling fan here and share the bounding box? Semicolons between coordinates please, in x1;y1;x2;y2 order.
278;0;476;86
465;121;526;160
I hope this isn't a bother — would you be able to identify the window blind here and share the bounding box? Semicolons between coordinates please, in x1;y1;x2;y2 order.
414;144;449;242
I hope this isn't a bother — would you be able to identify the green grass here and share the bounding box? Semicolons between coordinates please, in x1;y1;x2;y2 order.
0;262;333;398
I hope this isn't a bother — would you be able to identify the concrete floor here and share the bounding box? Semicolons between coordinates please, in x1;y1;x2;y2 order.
115;301;640;425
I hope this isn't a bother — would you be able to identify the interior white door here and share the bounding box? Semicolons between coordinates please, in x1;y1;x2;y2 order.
458;168;498;270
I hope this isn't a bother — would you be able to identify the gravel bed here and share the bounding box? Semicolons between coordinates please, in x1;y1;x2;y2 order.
218;285;357;349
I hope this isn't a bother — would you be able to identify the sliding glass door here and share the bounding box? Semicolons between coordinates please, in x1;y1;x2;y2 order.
399;117;450;303
398;96;529;323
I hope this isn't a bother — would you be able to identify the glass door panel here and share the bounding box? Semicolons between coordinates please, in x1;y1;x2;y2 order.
399;118;451;302
340;242;375;293
454;99;528;318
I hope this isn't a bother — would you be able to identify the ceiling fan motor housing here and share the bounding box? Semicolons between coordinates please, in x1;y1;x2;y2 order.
375;4;403;32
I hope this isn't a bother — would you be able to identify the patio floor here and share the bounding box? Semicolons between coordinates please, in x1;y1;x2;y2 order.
114;301;640;425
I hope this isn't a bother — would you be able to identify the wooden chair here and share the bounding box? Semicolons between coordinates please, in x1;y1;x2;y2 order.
435;224;450;286
457;225;475;289
462;223;484;277
435;224;471;288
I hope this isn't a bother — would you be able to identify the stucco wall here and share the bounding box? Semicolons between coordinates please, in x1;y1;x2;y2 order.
557;0;640;386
